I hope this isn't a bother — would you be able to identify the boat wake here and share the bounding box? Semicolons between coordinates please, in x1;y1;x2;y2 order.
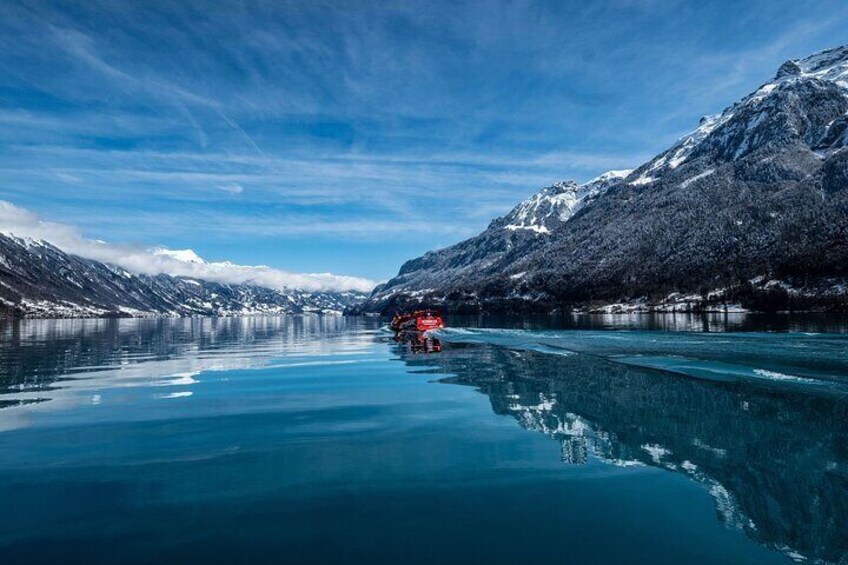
430;328;848;391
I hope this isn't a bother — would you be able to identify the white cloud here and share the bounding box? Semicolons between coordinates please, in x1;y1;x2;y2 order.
53;170;83;184
218;183;245;194
0;200;377;293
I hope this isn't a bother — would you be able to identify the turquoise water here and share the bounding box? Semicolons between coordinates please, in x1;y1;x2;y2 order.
0;316;846;564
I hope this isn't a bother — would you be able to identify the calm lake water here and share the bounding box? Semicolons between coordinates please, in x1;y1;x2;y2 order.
0;314;846;564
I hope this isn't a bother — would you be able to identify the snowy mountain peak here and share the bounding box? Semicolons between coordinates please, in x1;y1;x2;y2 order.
790;45;848;83
628;44;848;186
501;183;579;234
501;170;631;234
775;60;802;79
548;180;580;193
578;169;633;198
590;169;634;184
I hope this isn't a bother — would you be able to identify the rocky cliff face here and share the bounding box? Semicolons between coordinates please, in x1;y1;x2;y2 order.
0;235;365;318
360;46;848;314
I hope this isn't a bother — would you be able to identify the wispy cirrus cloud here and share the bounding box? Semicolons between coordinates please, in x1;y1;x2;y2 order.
1;0;846;278
218;183;244;195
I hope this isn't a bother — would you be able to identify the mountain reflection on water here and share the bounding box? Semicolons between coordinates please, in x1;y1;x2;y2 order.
0;316;377;429
400;330;848;564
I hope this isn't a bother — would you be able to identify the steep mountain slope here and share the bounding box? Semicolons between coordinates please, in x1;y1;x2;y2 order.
361;45;848;314
368;170;630;303
0;235;365;318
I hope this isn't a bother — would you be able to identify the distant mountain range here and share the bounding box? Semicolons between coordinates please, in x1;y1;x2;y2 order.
358;45;848;314
0;235;366;318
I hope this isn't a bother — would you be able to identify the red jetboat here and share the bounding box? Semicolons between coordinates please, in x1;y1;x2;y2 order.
390;310;444;333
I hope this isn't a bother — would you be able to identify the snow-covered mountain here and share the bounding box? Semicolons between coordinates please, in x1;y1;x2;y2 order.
628;44;848;187
497;170;631;234
363;170;632;306
0;235;366;318
359;45;848;314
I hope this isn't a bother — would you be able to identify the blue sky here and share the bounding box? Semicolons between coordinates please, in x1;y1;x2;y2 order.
0;0;846;283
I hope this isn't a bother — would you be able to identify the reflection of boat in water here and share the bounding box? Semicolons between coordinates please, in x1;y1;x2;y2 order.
394;330;442;354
